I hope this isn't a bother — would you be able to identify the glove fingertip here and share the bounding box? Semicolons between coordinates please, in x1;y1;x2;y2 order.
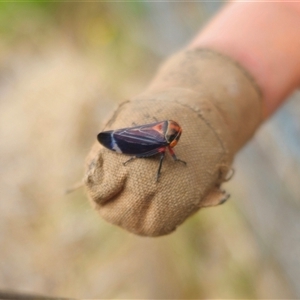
84;145;127;206
200;187;230;208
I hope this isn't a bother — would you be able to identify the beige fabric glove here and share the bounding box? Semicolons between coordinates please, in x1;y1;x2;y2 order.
84;49;262;236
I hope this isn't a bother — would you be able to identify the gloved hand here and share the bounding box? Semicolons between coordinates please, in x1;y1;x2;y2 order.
84;49;262;236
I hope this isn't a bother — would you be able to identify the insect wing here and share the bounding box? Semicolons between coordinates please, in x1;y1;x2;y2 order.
98;121;169;156
97;131;115;150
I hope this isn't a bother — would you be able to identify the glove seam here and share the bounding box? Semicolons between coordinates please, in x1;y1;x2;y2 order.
186;47;263;101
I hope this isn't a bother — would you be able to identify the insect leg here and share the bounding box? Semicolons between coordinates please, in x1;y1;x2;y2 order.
167;146;186;165
123;156;136;166
156;151;165;182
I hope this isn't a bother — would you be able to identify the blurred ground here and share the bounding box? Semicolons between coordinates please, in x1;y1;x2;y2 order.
0;2;299;299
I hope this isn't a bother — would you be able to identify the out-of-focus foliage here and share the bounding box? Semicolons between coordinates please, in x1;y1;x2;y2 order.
0;2;299;299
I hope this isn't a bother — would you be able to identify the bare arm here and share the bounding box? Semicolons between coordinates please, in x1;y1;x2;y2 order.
189;1;300;118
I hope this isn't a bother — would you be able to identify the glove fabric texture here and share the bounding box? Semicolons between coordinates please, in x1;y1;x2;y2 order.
84;49;262;236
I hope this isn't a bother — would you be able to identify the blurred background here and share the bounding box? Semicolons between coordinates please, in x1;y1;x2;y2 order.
0;1;299;299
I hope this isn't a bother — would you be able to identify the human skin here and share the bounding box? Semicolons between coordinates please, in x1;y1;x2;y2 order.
189;1;300;118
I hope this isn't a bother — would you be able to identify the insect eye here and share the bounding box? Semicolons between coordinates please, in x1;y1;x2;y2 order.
168;131;181;143
169;134;177;142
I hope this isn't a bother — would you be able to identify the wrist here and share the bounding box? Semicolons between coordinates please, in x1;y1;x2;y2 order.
189;2;300;118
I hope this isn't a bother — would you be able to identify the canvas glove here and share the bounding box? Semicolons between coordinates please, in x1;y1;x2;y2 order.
84;49;262;236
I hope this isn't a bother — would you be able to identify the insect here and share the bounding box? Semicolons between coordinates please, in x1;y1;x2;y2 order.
97;120;186;181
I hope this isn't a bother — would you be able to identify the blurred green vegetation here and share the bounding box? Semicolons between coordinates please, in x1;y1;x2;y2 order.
0;2;132;51
0;2;154;86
